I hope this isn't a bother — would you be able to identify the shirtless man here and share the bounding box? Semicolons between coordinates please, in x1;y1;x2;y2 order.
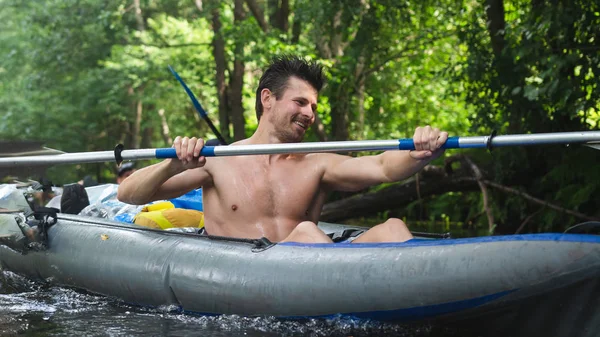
117;55;448;243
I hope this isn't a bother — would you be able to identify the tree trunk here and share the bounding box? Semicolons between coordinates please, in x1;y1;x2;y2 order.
268;0;278;29
277;0;289;32
208;4;231;141
356;82;366;139
133;0;146;31
125;86;136;148
327;4;375;141
130;0;145;149
141;126;153;148
329;86;350;140
245;0;268;33
314;29;332;59
312;113;328;141
485;0;505;57
330;9;343;57
122;121;131;148
230;0;246;140
355;57;366;139
267;0;288;35
131;96;143;149
157;108;172;146
291;13;301;43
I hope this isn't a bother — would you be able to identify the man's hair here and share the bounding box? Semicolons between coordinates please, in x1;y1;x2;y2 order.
255;55;324;121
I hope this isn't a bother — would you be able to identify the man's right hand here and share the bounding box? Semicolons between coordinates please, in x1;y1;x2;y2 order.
170;136;207;172
118;136;210;205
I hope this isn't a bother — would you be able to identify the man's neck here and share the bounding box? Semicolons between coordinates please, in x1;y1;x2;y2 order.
248;124;288;145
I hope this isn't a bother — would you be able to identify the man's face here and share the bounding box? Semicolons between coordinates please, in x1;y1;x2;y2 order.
267;76;318;142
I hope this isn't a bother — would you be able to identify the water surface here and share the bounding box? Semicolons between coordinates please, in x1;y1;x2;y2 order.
0;270;466;337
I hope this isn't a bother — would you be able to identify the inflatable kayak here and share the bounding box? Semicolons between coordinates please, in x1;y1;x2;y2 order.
1;207;600;337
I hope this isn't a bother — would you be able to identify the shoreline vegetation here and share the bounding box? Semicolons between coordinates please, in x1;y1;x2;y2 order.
1;0;599;235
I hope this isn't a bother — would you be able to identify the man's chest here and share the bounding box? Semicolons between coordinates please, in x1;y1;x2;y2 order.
209;158;323;209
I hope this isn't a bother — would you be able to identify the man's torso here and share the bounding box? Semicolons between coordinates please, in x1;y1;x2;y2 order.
200;153;329;241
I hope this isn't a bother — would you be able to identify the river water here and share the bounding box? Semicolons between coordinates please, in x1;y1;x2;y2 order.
0;271;469;337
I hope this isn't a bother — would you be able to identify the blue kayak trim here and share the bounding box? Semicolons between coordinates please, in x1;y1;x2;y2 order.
280;289;516;322
279;233;600;249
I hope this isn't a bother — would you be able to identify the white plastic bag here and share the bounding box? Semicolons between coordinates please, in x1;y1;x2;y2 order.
85;184;120;205
0;185;31;212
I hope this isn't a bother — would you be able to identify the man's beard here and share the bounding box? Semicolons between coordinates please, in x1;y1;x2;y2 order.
269;113;306;143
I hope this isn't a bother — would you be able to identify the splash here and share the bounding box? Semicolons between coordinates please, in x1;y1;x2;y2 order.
165;314;451;337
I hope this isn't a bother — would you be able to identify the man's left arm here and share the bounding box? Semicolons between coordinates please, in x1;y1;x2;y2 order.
322;126;448;192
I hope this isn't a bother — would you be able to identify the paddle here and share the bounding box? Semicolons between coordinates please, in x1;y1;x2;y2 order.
0;131;598;167
168;66;229;146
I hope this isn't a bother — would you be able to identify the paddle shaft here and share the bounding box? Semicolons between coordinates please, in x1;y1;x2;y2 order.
0;131;598;167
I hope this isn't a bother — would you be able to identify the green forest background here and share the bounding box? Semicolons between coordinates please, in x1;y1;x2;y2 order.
1;0;599;236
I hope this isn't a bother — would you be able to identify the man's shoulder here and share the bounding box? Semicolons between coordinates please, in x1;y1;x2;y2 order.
230;138;251;146
304;152;352;167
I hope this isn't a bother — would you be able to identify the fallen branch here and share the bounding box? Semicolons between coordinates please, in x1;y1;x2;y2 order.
320;157;599;225
320;165;479;222
482;180;600;222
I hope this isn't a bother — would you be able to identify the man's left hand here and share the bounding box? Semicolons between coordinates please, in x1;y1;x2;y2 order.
409;126;448;160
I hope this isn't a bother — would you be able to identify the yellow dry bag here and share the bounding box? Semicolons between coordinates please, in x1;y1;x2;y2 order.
133;201;204;230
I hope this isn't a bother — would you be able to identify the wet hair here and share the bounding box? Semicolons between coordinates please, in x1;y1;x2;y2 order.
255;55;324;121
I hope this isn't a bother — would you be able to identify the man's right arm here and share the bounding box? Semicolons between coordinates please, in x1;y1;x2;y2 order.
117;136;211;205
117;159;211;205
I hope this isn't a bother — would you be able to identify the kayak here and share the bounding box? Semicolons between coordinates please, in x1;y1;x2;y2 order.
0;208;599;337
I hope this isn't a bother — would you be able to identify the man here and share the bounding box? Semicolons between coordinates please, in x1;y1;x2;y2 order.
118;55;448;243
116;162;136;184
30;177;56;209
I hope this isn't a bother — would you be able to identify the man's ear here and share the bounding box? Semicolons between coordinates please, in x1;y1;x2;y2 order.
261;88;272;110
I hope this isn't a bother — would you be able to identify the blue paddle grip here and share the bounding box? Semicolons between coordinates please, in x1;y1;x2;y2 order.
398;136;459;150
155;147;216;159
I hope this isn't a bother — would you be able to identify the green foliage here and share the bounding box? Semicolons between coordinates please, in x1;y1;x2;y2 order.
0;0;598;235
454;0;600;233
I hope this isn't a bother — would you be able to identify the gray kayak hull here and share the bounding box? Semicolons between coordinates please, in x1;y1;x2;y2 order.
1;214;599;336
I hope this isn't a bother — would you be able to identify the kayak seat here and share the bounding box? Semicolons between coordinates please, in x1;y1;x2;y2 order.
133;201;204;230
327;229;365;243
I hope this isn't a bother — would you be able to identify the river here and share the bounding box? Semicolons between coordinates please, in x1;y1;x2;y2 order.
0;271;469;337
